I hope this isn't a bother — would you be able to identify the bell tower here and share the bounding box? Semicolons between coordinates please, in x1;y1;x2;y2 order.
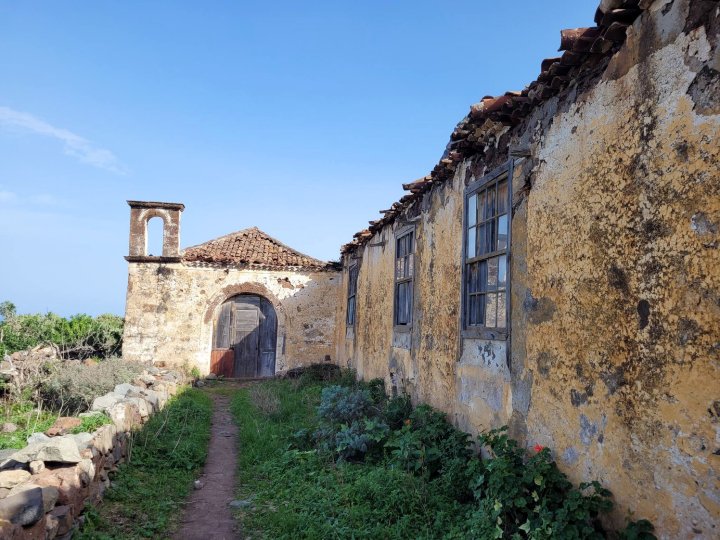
125;200;185;262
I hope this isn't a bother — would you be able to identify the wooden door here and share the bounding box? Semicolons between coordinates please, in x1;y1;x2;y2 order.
233;307;260;377
212;294;277;378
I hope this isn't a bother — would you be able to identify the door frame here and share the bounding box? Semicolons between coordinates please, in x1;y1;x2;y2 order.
208;287;283;378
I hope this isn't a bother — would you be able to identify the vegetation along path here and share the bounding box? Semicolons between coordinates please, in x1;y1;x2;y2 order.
174;387;241;540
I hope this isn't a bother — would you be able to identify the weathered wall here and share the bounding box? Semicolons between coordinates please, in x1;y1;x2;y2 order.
124;263;340;374
337;1;719;536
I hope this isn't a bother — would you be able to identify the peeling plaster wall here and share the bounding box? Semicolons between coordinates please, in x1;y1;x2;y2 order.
524;2;720;534
123;263;340;374
337;2;719;536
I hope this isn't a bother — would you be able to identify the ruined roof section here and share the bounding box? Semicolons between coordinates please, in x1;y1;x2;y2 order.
341;0;647;255
183;227;337;271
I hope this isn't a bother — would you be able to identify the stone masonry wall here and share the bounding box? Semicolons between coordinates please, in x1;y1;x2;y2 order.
336;1;719;537
0;367;182;539
123;263;341;374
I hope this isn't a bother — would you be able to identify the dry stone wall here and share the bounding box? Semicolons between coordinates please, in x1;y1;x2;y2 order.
0;367;183;539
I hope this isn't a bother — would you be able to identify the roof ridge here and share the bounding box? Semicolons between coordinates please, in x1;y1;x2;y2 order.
182;226;334;270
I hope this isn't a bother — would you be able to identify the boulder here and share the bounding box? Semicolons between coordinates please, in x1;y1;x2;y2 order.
0;469;30;489
138;373;156;386
71;432;94;450
77;458;95;482
91;393;122;413
125;397;150;419
113;383;143;397
29;461;44;475
11;437;82;464
50;505;73;536
90;425;116;454
0;486;44;526
8;483;58;512
107;401;142;432
45;417;82;437
27;432;51;445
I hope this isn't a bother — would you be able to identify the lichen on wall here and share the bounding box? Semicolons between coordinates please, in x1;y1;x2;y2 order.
335;1;719;537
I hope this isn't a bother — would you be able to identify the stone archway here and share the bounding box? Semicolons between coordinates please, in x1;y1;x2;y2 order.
211;294;277;378
203;282;288;375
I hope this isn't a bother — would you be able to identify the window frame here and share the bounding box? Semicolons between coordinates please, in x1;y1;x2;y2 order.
346;262;358;326
461;162;513;340
393;225;415;332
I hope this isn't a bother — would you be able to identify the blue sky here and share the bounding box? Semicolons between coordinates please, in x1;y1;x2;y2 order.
0;1;598;316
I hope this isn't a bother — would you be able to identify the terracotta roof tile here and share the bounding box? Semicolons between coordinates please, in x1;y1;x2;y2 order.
183;227;335;271
342;0;647;255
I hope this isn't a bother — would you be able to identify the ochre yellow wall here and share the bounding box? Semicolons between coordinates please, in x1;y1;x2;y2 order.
337;2;719;536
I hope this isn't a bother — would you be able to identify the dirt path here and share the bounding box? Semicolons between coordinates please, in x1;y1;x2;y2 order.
174;392;240;540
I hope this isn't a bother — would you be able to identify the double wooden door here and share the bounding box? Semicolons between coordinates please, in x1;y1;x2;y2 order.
211;294;277;378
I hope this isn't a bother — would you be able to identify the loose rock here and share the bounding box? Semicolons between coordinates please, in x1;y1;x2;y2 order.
0;469;31;489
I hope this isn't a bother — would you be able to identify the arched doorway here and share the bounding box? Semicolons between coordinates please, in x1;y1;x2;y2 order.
211;294;277;378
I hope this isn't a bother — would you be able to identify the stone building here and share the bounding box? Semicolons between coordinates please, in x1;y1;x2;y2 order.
335;1;718;537
122;201;341;377
123;1;718;536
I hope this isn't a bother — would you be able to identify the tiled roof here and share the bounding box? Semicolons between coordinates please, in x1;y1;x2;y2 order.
183;227;336;271
342;0;647;255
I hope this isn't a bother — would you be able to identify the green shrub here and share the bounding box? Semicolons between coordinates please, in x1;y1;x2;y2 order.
71;412;112;434
0;302;123;360
383;394;413;430
39;358;144;414
462;427;613;539
317;385;375;425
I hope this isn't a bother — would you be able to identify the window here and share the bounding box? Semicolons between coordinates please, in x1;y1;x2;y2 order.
394;229;415;327
346;264;358;326
463;168;510;335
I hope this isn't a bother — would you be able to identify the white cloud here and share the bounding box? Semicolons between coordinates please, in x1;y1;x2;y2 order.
0;106;126;174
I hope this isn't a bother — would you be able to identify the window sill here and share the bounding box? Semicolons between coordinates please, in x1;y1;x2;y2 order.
461;328;507;341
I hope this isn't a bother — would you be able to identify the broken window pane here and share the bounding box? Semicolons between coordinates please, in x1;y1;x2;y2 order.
468;195;477;227
468;262;478;293
467;226;476;258
497;180;508;214
484;219;496;254
497;214;508;250
485;293;497;328
484;186;496;220
498;257;507;288
479;260;488;292
396;258;405;279
497;292;506;328
487;257;498;290
407;254;414;278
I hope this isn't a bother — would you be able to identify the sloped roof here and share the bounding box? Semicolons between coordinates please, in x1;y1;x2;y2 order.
183;227;336;271
341;0;648;255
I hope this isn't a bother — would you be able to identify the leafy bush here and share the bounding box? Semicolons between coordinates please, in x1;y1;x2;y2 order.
386;405;472;481
236;380;656;539
317;385;375;425
334;418;390;461
383;394;413;430
39;358;144;414
0;301;123;360
462;427;613;539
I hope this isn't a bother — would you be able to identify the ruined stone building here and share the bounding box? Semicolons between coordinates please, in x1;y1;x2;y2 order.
123;1;719;537
123;201;340;377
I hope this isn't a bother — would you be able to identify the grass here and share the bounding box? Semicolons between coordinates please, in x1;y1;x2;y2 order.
231;379;466;539
77;388;213;539
0;396;58;449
